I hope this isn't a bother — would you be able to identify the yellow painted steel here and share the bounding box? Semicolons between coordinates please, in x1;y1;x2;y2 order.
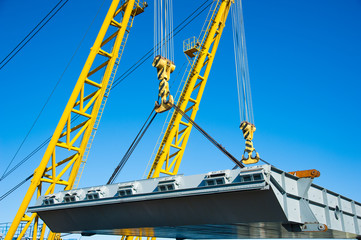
240;121;260;164
148;0;233;178
153;55;176;113
5;1;146;240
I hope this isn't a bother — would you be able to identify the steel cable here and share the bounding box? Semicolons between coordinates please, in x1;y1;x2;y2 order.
0;174;33;202
1;0;213;190
0;0;70;71
0;0;106;181
231;0;254;124
111;0;213;89
0;0;64;67
107;108;157;184
172;104;245;169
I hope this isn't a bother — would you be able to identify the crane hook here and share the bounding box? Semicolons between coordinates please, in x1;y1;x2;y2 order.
152;55;176;113
240;121;260;164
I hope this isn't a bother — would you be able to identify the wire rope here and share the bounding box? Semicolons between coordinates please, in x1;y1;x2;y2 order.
172;104;245;169
1;0;212;188
0;174;33;202
0;0;107;181
0;0;70;71
112;0;212;89
154;0;174;61
0;115;81;181
231;0;254;124
0;0;63;67
107;108;157;184
142;60;187;178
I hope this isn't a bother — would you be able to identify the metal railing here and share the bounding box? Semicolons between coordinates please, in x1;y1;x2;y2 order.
1;222;43;240
183;36;199;53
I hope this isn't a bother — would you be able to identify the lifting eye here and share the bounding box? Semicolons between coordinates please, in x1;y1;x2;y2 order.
64;195;76;203
240;173;264;183
43;199;54;205
157;179;178;192
158;183;176;192
118;187;135;197
86;190;102;200
204;177;226;186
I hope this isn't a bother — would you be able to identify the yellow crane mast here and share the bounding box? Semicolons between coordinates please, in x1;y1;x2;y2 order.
148;0;233;178
5;1;146;240
125;1;234;239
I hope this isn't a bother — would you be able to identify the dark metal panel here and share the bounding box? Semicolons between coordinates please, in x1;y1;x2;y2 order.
36;189;286;234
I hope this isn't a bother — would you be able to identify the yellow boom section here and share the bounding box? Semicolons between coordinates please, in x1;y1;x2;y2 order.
5;1;146;240
148;0;232;178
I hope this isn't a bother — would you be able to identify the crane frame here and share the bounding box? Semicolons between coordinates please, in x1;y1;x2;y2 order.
148;0;233;178
5;1;146;239
6;0;235;238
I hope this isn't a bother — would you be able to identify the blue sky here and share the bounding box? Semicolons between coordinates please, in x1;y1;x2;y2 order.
0;0;360;239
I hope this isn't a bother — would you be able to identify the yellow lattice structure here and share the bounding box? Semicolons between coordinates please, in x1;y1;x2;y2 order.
5;1;146;240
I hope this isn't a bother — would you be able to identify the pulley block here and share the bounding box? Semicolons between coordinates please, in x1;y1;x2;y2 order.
152;55;175;113
240;121;260;164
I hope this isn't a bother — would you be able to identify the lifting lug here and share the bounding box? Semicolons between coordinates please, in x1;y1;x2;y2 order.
288;169;321;178
240;121;260;164
152;55;175;113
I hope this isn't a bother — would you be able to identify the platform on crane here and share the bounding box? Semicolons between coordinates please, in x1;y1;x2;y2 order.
28;165;361;239
183;36;200;58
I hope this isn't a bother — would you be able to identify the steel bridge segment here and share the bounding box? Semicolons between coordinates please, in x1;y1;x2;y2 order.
29;165;361;239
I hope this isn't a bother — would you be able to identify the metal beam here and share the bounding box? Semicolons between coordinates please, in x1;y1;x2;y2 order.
29;165;361;239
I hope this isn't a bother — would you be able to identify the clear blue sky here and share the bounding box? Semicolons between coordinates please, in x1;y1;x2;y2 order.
0;0;360;239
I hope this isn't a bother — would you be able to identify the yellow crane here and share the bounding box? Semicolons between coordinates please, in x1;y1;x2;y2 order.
148;0;236;178
5;1;147;239
6;0;258;239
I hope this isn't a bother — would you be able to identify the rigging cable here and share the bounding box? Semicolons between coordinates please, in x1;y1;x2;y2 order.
0;0;70;71
0;115;82;181
0;174;33;202
111;0;213;89
107;108;157;184
172;104;245;169
231;0;254;124
154;0;174;61
0;0;107;182
1;0;213;183
0;0;63;67
1;0;271;198
173;104;274;169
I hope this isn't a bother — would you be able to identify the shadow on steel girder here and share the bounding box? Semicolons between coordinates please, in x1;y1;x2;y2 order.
29;165;361;239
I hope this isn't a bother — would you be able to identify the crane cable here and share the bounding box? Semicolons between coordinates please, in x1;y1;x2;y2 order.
0;0;70;71
112;0;212;90
0;0;69;177
0;108;158;201
154;0;174;61
0;0;213;200
0;116;82;181
0;0;107;181
231;0;254;124
0;1;272;195
0;174;33;202
172;104;272;169
107;108;157;184
172;104;245;169
0;0;213;183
